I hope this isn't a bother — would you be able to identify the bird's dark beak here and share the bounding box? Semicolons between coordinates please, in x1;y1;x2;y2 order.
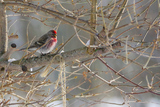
52;34;56;38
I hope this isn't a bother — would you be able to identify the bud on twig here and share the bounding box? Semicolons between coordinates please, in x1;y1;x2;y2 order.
0;43;17;61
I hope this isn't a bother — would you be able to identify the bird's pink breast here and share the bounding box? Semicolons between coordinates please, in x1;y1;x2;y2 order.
47;38;57;50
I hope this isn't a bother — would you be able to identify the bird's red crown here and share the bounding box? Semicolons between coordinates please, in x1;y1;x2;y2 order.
53;30;57;34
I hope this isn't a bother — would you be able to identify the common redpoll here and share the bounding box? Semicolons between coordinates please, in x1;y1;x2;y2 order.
86;26;108;46
96;26;108;44
20;30;57;54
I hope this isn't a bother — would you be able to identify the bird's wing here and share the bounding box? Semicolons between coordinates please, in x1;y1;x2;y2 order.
34;34;48;47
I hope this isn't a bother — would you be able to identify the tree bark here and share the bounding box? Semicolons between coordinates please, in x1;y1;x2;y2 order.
0;2;8;56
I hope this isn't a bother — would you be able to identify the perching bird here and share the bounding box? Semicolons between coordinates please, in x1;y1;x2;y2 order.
86;26;108;46
96;26;108;45
20;30;57;54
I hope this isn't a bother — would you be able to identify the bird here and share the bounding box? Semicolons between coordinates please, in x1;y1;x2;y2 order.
96;26;108;45
86;26;108;46
20;30;57;54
